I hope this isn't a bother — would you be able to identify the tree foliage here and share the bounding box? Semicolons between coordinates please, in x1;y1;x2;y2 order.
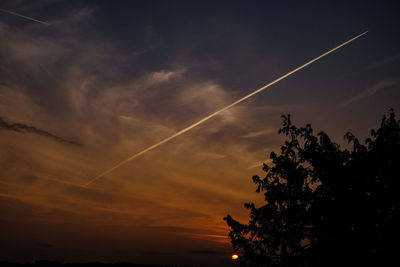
225;110;399;267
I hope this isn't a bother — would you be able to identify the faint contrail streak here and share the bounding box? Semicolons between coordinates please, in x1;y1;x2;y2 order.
83;31;368;187
0;8;50;25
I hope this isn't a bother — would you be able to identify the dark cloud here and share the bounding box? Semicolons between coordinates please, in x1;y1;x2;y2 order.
0;116;82;146
141;251;177;256
191;249;226;255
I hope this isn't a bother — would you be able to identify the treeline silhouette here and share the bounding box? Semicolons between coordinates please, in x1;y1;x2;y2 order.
0;261;191;267
225;110;399;267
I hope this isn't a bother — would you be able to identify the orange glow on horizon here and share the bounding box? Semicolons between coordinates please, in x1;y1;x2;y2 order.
232;254;239;260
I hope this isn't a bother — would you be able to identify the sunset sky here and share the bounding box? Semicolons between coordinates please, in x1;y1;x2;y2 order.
1;1;399;266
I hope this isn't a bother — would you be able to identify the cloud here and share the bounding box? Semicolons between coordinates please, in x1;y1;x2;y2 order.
342;79;398;105
0;116;82;146
188;233;230;244
363;53;400;72
195;151;226;160
191;249;227;255
247;159;273;170
147;68;186;86
240;128;274;138
141;250;177;256
0;3;283;261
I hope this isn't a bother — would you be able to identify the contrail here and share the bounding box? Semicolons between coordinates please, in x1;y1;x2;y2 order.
83;31;368;187
0;8;50;25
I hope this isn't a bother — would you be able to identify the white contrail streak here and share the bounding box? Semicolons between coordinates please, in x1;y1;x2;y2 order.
0;8;50;25
83;31;368;187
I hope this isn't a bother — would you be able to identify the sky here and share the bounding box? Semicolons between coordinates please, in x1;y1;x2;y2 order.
0;0;399;266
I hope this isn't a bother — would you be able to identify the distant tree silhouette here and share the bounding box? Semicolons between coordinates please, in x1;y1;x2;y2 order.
225;110;399;267
0;261;182;267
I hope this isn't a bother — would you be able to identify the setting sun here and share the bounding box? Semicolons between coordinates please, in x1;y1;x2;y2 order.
232;254;239;260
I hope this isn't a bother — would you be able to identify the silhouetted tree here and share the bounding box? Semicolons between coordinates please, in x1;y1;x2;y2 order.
225;110;399;267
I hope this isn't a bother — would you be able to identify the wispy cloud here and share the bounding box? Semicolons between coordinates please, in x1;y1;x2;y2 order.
240;128;274;138
188;233;230;243
363;53;400;72
196;151;226;159
247;159;273;169
0;3;284;260
191;249;227;255
342;79;398;105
